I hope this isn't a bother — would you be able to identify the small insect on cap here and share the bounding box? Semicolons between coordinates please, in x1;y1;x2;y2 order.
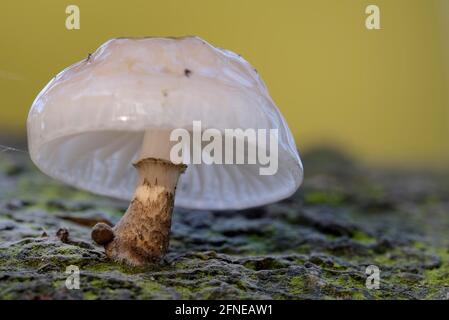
27;36;303;210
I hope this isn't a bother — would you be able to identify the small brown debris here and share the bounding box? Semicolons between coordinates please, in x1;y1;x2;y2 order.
184;68;192;77
56;228;69;243
91;223;114;245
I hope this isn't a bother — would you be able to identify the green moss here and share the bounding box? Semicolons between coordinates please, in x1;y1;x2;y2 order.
304;191;345;206
85;262;116;273
372;252;398;266
3;150;449;299
241;234;274;254
424;195;440;205
422;248;449;286
54;245;82;255
352;231;376;244
139;281;166;299
424;267;449;285
325;234;339;241
83;291;98;300
289;275;306;295
412;241;427;250
329;274;364;289
322;273;370;300
330;261;346;270
174;286;194;299
52;280;66;289
351;291;366;300
0;292;15;300
89;278;109;288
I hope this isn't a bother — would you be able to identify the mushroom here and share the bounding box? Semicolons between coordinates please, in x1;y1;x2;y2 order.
27;36;303;266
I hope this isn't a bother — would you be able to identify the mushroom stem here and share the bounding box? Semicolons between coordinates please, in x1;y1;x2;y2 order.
92;157;186;266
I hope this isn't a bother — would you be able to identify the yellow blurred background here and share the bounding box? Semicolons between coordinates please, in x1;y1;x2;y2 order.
0;0;448;168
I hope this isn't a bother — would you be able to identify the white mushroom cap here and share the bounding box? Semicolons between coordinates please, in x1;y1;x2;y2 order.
27;36;303;210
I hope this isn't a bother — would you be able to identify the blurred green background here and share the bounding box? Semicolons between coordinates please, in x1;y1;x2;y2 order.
0;0;448;168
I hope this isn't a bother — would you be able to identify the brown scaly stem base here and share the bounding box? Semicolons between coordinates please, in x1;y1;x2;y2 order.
92;158;186;266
